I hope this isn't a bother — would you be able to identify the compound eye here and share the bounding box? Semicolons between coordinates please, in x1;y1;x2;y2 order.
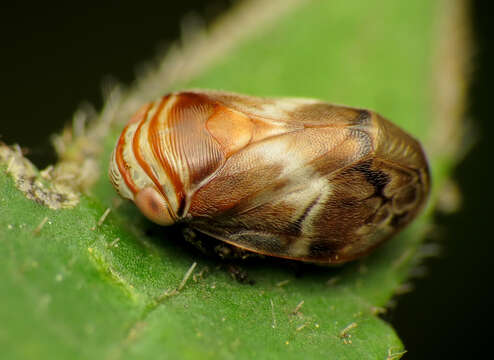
134;186;174;226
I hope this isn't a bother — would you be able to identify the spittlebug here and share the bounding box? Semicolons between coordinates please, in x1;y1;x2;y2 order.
109;90;430;264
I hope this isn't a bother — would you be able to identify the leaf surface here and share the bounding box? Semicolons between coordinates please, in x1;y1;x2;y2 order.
0;1;465;359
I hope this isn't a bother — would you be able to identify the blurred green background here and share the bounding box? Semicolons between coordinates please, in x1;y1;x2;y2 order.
1;1;491;358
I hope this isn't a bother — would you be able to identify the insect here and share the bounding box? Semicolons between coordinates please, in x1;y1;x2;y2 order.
109;90;430;264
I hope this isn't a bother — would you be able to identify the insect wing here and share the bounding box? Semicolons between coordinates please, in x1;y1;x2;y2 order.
189;97;378;263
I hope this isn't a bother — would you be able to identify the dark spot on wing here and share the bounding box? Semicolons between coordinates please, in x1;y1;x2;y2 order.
353;159;391;198
353;110;371;125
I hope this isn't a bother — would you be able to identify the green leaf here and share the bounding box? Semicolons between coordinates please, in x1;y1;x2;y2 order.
0;1;467;359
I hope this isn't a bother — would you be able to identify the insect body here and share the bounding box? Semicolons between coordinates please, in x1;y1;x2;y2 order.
110;90;430;264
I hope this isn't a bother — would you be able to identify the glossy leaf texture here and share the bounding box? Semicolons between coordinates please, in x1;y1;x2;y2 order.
0;1;465;359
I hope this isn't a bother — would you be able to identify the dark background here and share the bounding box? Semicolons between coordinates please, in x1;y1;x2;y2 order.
1;2;492;358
